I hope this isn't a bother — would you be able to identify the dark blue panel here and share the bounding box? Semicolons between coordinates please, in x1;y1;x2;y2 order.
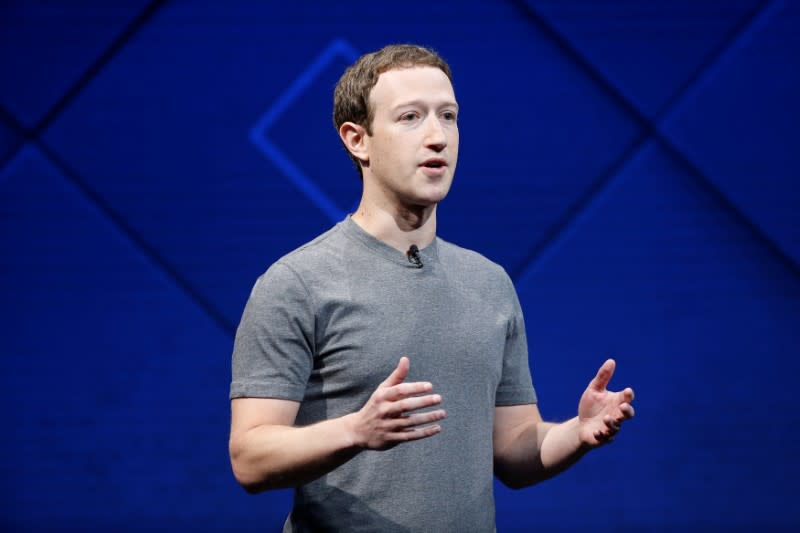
0;2;151;128
0;147;290;530
663;1;800;267
0;117;22;168
41;2;347;329
505;141;800;529
43;0;641;330
528;0;763;116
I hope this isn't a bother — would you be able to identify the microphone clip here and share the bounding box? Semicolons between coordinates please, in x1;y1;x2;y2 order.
406;244;423;268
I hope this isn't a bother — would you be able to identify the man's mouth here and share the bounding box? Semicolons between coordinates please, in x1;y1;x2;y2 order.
420;158;447;169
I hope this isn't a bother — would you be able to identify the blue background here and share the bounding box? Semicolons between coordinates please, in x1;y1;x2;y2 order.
1;0;798;530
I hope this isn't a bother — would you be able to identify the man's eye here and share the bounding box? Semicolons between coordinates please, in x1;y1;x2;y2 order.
401;113;418;121
442;111;457;121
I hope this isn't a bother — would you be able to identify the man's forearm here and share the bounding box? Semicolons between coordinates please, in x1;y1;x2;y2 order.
495;417;589;488
229;413;361;493
538;417;590;475
229;359;445;493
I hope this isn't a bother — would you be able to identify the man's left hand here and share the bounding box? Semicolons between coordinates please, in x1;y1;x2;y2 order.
577;359;635;447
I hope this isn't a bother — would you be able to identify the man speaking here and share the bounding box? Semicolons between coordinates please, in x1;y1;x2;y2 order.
229;44;635;532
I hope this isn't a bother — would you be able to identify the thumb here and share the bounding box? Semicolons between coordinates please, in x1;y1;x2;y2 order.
589;358;615;392
380;356;410;388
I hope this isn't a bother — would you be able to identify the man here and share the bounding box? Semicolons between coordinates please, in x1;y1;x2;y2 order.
229;44;634;531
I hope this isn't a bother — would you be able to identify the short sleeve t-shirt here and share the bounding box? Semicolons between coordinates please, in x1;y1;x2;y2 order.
231;217;536;532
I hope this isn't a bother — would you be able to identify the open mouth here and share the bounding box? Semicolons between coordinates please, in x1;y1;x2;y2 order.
421;159;446;169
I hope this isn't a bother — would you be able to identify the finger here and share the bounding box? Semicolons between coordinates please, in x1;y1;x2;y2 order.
380;356;410;388
594;429;613;443
622;387;635;403
388;424;442;442
620;403;635;419
594;424;617;441
382;381;434;401
589;359;616;392
387;409;446;430
386;394;442;416
604;415;620;432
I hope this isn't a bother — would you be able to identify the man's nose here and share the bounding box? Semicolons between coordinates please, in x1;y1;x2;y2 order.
423;115;447;150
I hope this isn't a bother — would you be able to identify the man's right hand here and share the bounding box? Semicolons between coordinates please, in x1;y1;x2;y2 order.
347;356;446;450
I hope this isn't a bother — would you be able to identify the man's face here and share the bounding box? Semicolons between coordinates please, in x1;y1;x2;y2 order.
363;66;459;208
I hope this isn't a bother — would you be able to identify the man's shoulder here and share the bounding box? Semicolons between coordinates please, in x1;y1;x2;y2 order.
249;223;348;300
437;237;512;287
438;237;505;273
273;222;349;268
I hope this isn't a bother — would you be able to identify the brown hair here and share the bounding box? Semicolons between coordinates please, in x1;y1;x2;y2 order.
333;44;453;177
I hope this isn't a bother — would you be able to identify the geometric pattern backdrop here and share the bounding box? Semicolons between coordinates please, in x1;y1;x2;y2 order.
1;1;798;530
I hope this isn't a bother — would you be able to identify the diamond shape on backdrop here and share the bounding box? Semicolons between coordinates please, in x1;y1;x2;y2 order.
250;39;360;223
4;1;799;529
662;1;800;268
0;1;153;128
40;0;646;301
504;140;800;529
526;0;763;117
0;146;280;529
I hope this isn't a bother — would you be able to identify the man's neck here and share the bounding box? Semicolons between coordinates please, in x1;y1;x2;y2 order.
351;201;437;253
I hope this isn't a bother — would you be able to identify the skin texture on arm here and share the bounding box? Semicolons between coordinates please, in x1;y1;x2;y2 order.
493;359;635;489
229;397;358;493
229;357;446;493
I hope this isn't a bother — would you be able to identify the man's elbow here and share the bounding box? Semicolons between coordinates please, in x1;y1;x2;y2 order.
494;469;535;490
232;469;268;495
229;440;271;494
494;459;546;490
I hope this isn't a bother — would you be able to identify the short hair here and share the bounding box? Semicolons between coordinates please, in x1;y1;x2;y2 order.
333;44;453;177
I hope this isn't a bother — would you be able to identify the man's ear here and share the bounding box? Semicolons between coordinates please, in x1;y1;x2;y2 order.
339;122;369;164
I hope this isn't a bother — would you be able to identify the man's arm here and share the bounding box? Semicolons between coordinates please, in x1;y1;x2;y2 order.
493;359;635;489
229;357;445;493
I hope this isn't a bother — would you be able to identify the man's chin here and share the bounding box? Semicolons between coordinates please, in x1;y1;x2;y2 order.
397;194;446;213
412;191;450;208
418;181;453;204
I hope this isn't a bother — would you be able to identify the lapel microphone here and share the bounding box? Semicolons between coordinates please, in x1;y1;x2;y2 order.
406;244;423;268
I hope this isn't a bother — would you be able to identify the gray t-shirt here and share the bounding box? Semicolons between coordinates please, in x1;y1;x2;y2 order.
231;217;536;532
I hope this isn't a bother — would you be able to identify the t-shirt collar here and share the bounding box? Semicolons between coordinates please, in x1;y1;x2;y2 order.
339;215;439;268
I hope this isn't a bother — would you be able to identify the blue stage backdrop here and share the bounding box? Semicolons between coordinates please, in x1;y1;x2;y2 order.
1;1;798;530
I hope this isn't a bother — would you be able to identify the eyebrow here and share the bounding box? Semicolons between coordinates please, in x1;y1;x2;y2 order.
391;99;459;112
